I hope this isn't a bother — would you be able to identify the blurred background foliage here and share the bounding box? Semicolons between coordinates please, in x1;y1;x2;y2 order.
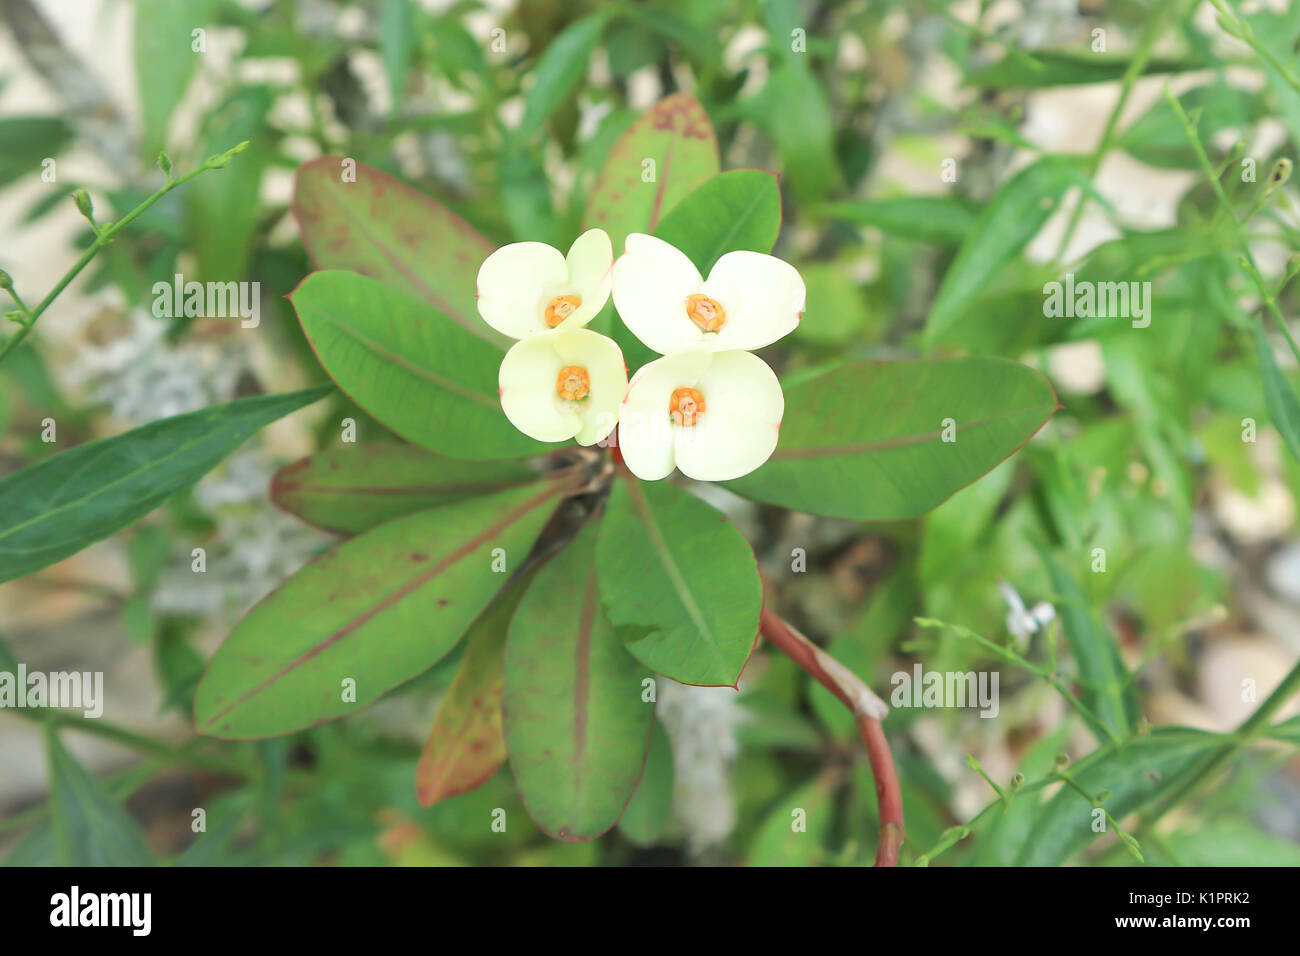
1;0;1300;866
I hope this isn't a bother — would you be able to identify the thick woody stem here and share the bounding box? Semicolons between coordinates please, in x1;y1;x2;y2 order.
758;602;905;866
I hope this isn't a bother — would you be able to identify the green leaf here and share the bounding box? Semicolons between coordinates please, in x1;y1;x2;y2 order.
748;775;836;866
617;720;674;846
1157;822;1300;866
0;386;331;585
379;0;416;116
416;576;529;807
1119;85;1258;169
748;64;841;200
726;358;1060;521
512;15;607;143
289;270;544;460
654;169;783;276
293;157;505;348
816;197;978;245
596;476;761;686
925;158;1082;343
500;143;558;245
186;86;272;284
1251;321;1300;465
1014;729;1224;866
0;117;72;189
271;443;537;535
504;522;654;840
1040;548;1138;743
133;0;208;157
797;262;870;346
583;93;720;255
1246;10;1300;150
966;50;1203;89
195;477;574;739
45;727;154;866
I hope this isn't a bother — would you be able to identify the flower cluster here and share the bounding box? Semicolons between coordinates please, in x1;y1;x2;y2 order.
476;228;804;481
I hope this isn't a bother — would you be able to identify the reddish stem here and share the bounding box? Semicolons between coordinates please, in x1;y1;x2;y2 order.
758;603;905;867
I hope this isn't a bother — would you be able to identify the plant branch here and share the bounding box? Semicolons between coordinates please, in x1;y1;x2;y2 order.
757;599;903;866
0;142;250;365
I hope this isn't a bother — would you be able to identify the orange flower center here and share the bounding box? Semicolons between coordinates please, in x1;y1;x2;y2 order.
545;294;582;328
685;293;726;332
556;365;590;401
669;387;705;426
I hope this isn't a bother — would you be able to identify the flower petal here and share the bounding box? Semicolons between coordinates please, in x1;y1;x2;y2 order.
705;251;805;351
673;351;783;481
561;229;613;330
618;350;712;480
611;233;704;354
498;335;581;442
550;328;627;446
477;241;568;339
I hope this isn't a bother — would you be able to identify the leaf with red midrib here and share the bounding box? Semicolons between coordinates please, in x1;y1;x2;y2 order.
503;522;654;841
194;476;576;740
271;444;537;535
416;576;528;807
292;156;508;349
583;93;719;256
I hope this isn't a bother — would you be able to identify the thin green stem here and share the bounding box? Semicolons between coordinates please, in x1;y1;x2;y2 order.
0;141;249;365
1163;86;1300;364
1049;0;1178;267
915;617;1122;745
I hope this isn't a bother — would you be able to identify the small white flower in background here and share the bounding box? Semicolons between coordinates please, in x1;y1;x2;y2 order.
476;228;613;339
618;348;783;481
656;679;750;855
998;579;1055;645
498;328;627;445
612;233;805;354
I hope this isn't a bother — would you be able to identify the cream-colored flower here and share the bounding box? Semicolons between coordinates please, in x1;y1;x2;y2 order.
617;349;783;481
611;233;804;354
498;328;626;446
476;229;612;339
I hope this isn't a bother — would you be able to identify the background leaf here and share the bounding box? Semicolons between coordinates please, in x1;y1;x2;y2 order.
596;475;762;686
726;358;1060;521
1040;548;1139;743
504;522;654;840
271;443;537;534
45;728;154;867
924;158;1082;343
1014;729;1224;866
0;386;331;585
134;0;209;157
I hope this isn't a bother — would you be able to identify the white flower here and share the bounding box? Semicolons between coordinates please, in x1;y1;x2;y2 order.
476;228;613;339
998;579;1056;645
498;328;627;445
617;349;783;481
611;233;805;354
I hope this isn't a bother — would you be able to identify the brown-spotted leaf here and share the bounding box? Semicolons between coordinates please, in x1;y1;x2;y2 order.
292;156;507;348
415;576;528;807
583;93;719;255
